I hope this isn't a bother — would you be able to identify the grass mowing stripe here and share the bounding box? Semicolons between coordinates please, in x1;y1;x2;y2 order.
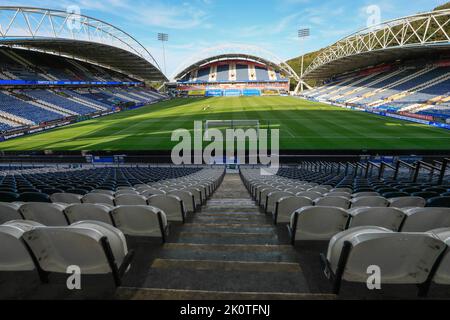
0;96;449;151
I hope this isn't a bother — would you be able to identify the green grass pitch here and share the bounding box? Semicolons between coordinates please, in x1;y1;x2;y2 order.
1;96;449;151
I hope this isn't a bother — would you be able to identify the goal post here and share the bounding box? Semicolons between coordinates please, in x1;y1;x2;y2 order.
205;120;260;135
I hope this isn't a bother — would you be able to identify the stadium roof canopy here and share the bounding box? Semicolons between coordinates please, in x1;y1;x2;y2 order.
173;44;300;82
0;6;167;82
304;9;450;80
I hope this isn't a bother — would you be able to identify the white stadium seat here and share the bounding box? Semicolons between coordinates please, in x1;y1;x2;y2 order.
20;203;68;226
23;221;133;286
168;190;195;214
351;196;389;208
82;194;115;206
0;221;43;272
315;196;351;209
64;204;114;225
289;206;349;242
295;191;323;201
428;228;450;287
323;227;447;295
275;196;313;224
147;195;185;223
111;205;168;241
0;203;23;224
265;191;294;215
388;196;426;208
50;193;82;205
348;207;406;231
140;189;166;197
401;208;450;232
114;194;148;206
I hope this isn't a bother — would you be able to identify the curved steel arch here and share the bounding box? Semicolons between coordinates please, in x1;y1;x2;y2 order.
304;9;450;79
0;6;166;81
172;43;300;81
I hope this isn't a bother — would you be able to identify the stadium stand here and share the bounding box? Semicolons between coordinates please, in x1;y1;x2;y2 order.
175;55;291;97
301;56;450;120
0;47;168;133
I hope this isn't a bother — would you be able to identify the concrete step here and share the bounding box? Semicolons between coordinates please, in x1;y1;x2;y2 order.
126;266;310;293
171;231;279;245
116;287;337;300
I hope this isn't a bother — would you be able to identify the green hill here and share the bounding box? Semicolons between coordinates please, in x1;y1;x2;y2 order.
435;2;450;10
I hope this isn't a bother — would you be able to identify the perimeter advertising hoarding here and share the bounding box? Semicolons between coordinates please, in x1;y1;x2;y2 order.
0;80;142;86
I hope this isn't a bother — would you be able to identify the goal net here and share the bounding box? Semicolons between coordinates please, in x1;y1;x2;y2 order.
205;120;260;135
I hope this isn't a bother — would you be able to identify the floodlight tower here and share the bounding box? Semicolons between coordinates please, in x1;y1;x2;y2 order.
158;33;169;76
295;28;310;94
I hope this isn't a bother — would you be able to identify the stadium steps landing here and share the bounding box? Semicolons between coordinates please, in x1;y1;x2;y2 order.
117;174;336;300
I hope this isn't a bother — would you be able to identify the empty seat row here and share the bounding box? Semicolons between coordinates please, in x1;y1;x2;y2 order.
287;206;450;243
0;220;134;287
322;226;450;297
0;202;169;240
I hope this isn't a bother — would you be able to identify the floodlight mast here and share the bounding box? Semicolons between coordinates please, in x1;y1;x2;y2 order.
295;28;311;95
158;33;169;77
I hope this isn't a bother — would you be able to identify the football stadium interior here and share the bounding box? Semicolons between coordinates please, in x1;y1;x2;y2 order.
0;4;450;303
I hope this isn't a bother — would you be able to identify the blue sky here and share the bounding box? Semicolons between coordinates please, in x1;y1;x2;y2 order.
3;0;446;78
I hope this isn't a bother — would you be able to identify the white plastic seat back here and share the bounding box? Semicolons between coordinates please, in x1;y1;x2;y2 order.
115;190;139;196
308;187;329;195
65;204;114;225
112;205;166;237
296;191;323;201
402;208;450;232
327;227;391;275
116;187;136;191
20;203;68;226
428;228;450;285
91;190;115;196
134;184;149;189
115;194;148;206
72;221;127;266
50;193;82;205
24;221;128;274
331;188;353;194
0;221;44;271
276;197;313;224
353;192;380;198
388;197;426;209
325;192;352;199
140;189;166;197
169;191;195;213
315;197;351;209
266;192;293;214
0;203;23;224
348;207;406;231
259;188;279;207
328;229;446;284
82;194;115;206
183;188;202;207
291;206;349;241
285;187;306;194
351;196;389;208
148;195;184;222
